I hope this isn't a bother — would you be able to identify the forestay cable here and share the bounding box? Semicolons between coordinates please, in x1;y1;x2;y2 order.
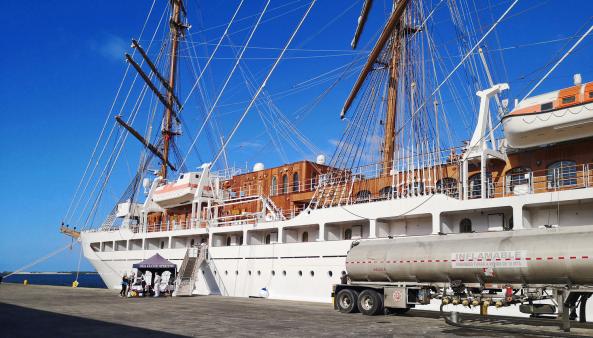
212;0;318;166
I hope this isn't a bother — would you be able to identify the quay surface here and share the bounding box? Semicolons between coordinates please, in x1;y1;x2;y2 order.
1;284;592;337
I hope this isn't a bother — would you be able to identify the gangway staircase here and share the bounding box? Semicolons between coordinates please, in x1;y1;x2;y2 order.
174;244;207;297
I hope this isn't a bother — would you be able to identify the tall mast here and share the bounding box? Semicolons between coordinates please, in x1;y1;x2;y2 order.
161;0;183;179
383;33;401;174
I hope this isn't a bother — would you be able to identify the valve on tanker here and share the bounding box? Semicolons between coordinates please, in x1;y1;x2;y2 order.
505;286;513;303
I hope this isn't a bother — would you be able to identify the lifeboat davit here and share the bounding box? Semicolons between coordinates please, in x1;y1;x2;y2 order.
503;80;593;148
152;172;199;208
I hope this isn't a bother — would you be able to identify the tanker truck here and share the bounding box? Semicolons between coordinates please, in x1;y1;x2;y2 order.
333;225;593;332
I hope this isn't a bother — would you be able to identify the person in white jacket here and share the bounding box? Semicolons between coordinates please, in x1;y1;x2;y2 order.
153;273;161;297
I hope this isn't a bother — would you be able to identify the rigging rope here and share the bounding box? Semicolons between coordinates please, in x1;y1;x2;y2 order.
211;0;318;167
521;22;593;101
180;0;272;169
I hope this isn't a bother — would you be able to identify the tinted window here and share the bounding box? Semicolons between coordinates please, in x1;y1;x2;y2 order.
540;102;553;111
561;96;576;104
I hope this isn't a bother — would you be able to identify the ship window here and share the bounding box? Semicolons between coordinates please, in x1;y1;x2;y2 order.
468;173;493;199
298;270;303;276
180;174;184;179
379;186;394;199
302;231;309;242
239;236;243;245
292;172;300;192
344;228;352;240
195;174;199;178
160;241;165;249
540;102;553;111
190;239;195;247
310;271;315;277
226;237;231;246
257;270;261;276
225;270;228;275
355;190;371;202
547;161;577;188
561;96;576;104
328;271;333;277
460;218;472;233
589;92;593;99
248;270;252;275
271;270;276;276
436;178;458;198
265;233;271;244
282;270;286;276
505;167;531;194
281;175;288;194
271;176;277;196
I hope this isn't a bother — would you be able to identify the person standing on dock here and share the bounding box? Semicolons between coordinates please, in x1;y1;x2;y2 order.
120;275;128;297
154;273;161;297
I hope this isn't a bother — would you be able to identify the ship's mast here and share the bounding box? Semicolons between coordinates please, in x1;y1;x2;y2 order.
383;32;401;174
161;0;183;179
342;0;408;174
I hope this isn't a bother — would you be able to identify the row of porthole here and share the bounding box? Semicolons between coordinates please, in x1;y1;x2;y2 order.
214;270;345;278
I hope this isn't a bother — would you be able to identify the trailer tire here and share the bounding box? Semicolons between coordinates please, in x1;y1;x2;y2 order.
336;289;359;313
358;289;383;316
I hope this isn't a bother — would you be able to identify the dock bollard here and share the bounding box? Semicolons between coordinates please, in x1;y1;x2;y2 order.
23;280;28;286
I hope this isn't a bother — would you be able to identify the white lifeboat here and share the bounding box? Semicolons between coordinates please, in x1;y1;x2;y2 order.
503;81;593;148
152;172;199;208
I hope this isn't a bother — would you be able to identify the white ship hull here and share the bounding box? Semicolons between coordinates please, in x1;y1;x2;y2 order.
82;187;593;316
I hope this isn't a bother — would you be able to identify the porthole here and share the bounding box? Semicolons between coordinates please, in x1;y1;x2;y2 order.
310;270;315;277
225;270;228;275
298;270;303;276
282;270;287;276
214;271;217;275
235;271;239;275
341;270;346;276
328;271;333;277
257;270;261;276
248;270;252;275
272;270;276;276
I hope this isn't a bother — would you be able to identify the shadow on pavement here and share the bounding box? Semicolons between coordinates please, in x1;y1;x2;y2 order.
0;302;188;338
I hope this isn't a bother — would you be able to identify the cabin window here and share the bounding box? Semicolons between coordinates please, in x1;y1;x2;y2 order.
459;218;472;233
180;174;184;179
355;190;371;202
226;237;231;246
195;174;199;178
547;161;577;188
505;167;531;194
239;236;243;245
468;173;492;198
271;176;277;196
292;172;300;192
589;92;593;99
379;186;394;199
265;233;271;244
436;177;458;198
344;229;352;240
540;102;553;111
561;96;576;104
190;239;195;247
160;241;165;249
281;175;288;194
302;231;309;242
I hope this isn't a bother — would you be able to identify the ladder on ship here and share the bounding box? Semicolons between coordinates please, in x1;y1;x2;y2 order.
174;244;207;297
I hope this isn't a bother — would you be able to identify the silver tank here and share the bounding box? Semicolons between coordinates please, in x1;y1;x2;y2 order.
346;225;593;285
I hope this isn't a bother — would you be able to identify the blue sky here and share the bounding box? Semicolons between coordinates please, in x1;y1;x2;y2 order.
1;0;592;272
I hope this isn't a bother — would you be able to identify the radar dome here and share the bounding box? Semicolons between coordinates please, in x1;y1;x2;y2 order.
253;163;265;172
316;154;326;165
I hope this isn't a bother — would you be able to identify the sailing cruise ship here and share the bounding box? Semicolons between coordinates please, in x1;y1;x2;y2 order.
60;0;593;312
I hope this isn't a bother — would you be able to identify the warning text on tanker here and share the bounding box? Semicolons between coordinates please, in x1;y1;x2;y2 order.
451;250;527;268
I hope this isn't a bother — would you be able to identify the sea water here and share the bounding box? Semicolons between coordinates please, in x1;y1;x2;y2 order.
2;273;106;288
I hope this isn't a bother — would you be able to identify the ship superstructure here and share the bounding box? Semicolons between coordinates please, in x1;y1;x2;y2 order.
62;0;593;316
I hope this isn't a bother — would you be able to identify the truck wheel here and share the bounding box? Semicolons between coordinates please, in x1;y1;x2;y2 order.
358;289;383;316
336;289;359;313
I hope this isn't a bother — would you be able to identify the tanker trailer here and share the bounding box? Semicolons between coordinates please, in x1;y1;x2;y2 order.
333;225;593;331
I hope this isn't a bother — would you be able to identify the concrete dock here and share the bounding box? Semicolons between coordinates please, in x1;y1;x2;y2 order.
1;284;592;337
